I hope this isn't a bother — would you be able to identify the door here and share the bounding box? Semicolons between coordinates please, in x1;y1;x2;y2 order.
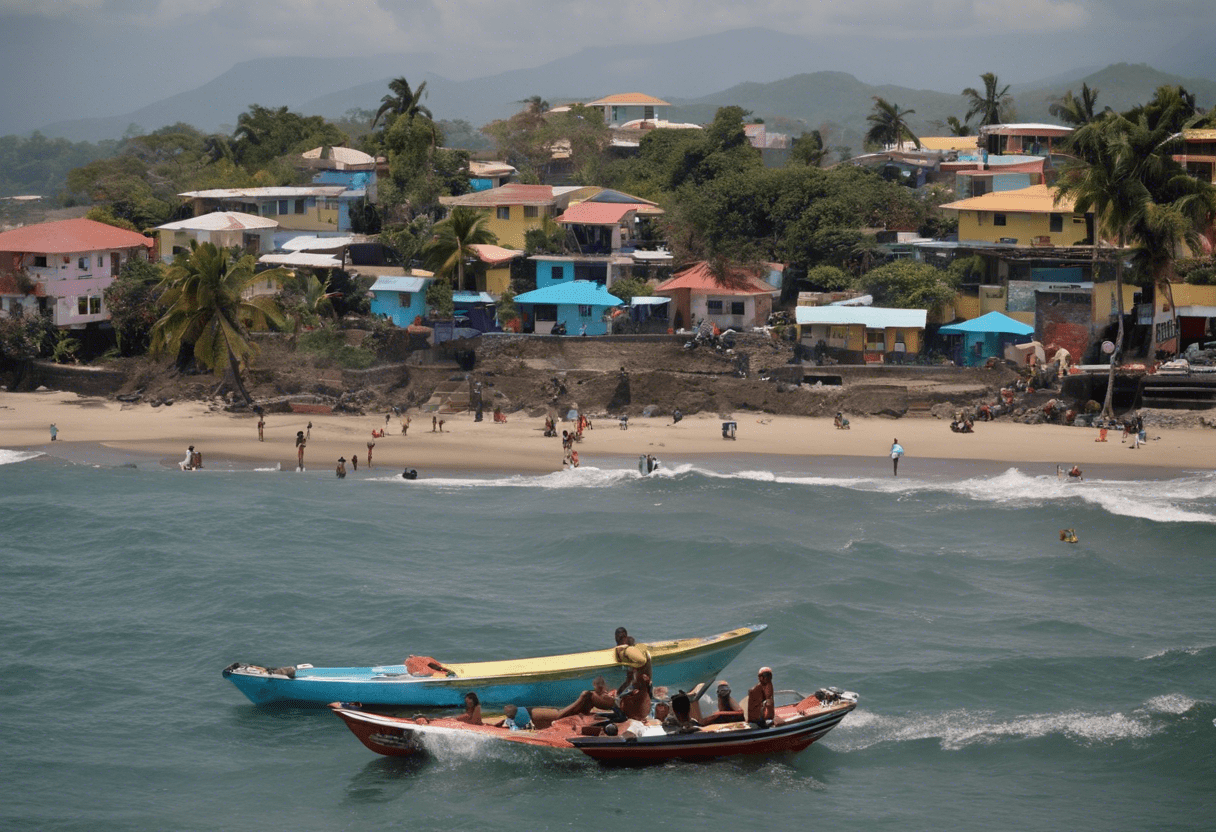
110;252;121;276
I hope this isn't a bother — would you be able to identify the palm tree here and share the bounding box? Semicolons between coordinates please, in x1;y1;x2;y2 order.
1056;106;1215;415
150;243;289;405
1049;83;1103;126
423;207;499;292
962;72;1013;127
372;77;432;129
865;98;920;149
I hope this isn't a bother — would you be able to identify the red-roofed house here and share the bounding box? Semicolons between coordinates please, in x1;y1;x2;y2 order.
467;243;525;294
0;218;153;326
655;261;781;331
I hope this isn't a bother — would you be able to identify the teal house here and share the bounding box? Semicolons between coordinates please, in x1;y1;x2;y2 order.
368;275;433;327
939;311;1034;367
513;280;621;335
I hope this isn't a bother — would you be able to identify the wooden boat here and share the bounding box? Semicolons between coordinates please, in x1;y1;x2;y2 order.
223;625;766;708
329;686;858;764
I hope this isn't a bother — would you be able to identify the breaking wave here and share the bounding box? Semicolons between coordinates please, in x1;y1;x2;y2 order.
0;449;43;466
366;463;1216;524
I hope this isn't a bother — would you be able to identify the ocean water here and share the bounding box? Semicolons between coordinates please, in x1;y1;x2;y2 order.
1;449;1214;831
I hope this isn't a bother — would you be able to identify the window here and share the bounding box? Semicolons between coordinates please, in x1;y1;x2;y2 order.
78;256;88;270
496;206;510;220
706;299;723;314
97;255;105;267
730;301;745;316
644;106;655;120
993;213;1007;227
524;205;539;218
90;296;101;314
1049;213;1063;233
398;292;411;307
262;202;275;216
33;255;46;268
278;200;289;215
865;330;885;351
578;305;592;318
77;296;88;314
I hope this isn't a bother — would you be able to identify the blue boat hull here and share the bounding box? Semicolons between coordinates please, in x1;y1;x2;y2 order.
223;625;766;708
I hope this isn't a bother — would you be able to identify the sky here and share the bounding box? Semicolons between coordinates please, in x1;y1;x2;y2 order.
2;0;1213;136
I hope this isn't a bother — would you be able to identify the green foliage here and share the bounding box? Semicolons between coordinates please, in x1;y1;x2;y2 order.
947;255;987;284
804;265;853;291
232;105;348;171
858;261;958;310
325;270;371;317
0;312;57;362
425;280;454;319
85;206;138;231
1176;256;1216;285
296;327;375;369
104;258;164;356
482;103;610;184
1050;83;1105;126
962;72;1014;126
608;276;654;303
423;206;498;289
150;242;289;402
348;197;381;235
437;119;492;153
380;114;468;213
865;98;919;149
496;289;519;324
372;78;432;129
523;215;566;255
0;132;118;198
379;215;433;267
51;330;81;364
790;131;827;167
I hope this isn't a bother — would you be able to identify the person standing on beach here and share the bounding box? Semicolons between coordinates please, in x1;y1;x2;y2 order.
890;439;904;476
432;416;437;432
351;454;358;471
335;457;346;478
49;423;58;441
401;414;411;436
367;440;375;467
306;421;312;441
295;431;306;471
257;416;265;442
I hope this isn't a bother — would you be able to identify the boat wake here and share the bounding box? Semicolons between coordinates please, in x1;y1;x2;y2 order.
0;449;44;466
368;463;1216;524
828;694;1203;752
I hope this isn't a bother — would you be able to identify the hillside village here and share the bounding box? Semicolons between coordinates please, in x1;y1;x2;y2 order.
2;76;1216;423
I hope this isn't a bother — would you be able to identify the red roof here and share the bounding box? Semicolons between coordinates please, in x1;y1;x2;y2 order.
0;218;153;254
556;202;645;225
655;261;780;296
468;244;524;265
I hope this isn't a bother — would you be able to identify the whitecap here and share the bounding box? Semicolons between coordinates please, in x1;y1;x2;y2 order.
0;449;44;466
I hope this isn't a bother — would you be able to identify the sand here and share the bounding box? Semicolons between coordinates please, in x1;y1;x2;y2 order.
3;390;1214;479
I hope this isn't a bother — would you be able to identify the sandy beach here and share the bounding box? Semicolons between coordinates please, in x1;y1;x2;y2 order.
3;390;1214;478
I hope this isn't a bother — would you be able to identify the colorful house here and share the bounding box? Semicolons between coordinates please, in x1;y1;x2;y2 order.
794;305;927;363
587;93;671;128
178;185;366;246
0;218;153;326
941;184;1092;247
439;184;596;249
467;243;524;295
654;261;780;332
368;273;435;327
978;123;1073;158
468;160;517;192
155;212;279;264
512;280;621;335
939;311;1035;367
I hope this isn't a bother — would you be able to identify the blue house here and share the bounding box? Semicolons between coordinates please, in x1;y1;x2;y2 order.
513;280;621;335
939;311;1034;367
368;274;433;327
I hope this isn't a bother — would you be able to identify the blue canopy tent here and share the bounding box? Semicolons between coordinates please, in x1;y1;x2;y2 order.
939;311;1035;366
513;280;622;335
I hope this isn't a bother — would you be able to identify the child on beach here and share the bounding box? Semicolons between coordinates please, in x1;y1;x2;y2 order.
49;423;58;441
890;439;904;476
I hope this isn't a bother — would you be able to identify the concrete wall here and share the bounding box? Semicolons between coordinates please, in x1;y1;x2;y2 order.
957;209;1089;246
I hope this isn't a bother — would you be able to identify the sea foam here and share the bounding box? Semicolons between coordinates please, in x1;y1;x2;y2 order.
0;449;43;466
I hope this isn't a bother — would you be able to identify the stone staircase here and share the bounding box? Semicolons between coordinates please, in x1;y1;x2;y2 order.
420;375;471;414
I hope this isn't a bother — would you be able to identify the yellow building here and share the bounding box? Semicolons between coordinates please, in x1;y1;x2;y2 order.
941;184;1092;247
440;184;597;249
794;305;927;362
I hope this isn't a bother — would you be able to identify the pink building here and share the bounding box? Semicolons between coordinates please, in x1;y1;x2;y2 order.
0;219;153;327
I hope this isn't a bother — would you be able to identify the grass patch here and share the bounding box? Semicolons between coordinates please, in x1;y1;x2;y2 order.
296;328;376;370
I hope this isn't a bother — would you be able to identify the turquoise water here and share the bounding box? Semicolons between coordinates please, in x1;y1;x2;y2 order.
2;450;1214;831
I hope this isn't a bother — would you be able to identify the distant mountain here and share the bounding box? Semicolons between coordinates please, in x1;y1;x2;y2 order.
35;53;439;143
1012;63;1216;123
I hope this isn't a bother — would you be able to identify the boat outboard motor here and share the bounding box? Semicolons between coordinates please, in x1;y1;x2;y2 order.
401;468;418;480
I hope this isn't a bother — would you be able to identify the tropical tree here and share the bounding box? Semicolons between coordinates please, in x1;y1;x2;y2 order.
518;95;549;115
945;116;973;136
149;242;289;404
962;72;1013;127
790;130;828;166
423;207;498;291
372;77;432;129
1049;83;1103;126
865;98;920;149
279;272;339;334
1056;101;1216;415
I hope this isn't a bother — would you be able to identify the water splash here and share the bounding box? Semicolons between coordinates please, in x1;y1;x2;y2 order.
0;449;43;466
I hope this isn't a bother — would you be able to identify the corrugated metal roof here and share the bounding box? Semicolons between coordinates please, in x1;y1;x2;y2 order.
513;280;621;307
258;252;342;268
301;146;375;166
795;306;927;329
630;296;671;306
281;235;354;251
978;123;1073;135
179;186;346;199
369;276;430;293
157;211;279;232
453;291;496;304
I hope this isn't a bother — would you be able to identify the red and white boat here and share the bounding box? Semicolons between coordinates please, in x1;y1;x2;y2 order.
329;687;858;765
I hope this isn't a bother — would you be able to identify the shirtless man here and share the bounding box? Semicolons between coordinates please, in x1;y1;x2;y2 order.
613;627;652;694
747;666;775;727
530;676;616;729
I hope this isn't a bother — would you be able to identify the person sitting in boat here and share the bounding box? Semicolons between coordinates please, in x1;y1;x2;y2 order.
668;689;701;733
529;676;619;729
715;680;741;713
618;673;652;721
748;667;776;728
453;692;482;725
501;703;532;731
404;655;456;677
